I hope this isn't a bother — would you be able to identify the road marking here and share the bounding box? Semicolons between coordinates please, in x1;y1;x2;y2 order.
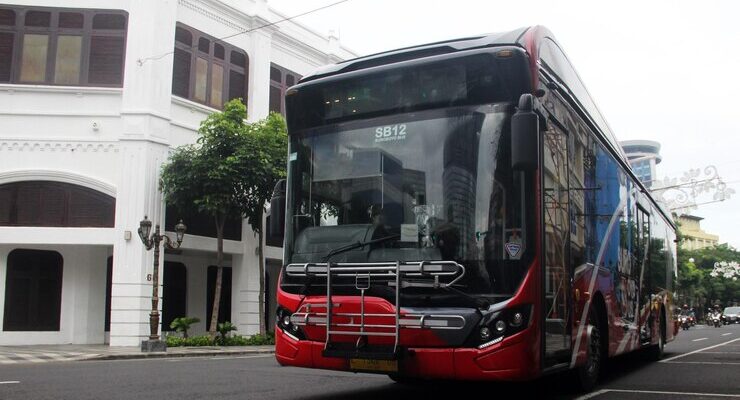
664;361;740;365
660;338;740;363
576;389;740;399
693;338;709;342
0;381;19;385
723;333;733;336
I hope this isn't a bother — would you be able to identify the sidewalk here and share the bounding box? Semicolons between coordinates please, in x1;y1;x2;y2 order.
0;344;275;365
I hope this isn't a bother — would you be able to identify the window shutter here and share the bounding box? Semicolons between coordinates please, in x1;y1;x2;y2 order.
0;8;15;26
270;66;281;82
15;183;42;225
230;50;246;68
58;12;83;29
198;37;209;54
92;14;126;30
4;249;64;331
0;185;12;224
214;43;224;60
228;70;245;102
88;36;125;85
174;27;191;46
0;32;13;82
68;189;115;227
172;47;191;98
38;183;66;226
25;11;50;27
269;85;281;114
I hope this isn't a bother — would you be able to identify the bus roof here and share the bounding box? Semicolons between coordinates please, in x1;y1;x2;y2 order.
300;26;628;164
298;26;675;229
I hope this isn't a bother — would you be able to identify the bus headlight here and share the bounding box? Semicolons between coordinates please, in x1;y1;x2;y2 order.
471;304;532;349
276;306;304;340
480;327;492;341
511;312;524;327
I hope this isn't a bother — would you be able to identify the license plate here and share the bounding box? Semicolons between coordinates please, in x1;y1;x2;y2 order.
349;358;398;373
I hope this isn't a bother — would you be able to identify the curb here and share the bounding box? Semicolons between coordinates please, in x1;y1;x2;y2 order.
86;348;275;361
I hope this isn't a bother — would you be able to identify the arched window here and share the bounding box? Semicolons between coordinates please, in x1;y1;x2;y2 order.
3;249;63;331
0;181;115;227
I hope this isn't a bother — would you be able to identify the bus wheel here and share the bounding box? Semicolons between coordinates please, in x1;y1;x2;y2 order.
646;315;665;361
577;310;601;392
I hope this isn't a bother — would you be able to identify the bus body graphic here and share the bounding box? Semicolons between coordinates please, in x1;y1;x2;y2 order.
272;25;678;383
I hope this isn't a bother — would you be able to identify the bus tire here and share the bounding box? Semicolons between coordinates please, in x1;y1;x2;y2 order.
577;309;602;392
646;309;665;361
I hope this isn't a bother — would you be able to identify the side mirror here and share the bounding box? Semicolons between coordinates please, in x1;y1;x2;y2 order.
268;179;287;243
511;93;539;171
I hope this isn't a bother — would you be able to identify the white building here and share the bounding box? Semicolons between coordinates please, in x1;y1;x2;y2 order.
0;0;355;346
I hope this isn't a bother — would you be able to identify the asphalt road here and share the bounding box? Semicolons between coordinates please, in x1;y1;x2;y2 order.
0;324;738;400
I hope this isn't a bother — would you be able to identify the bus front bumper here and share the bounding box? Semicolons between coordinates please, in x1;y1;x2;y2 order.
274;327;538;381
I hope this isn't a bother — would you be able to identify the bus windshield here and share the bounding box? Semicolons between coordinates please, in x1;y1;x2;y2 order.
282;104;535;301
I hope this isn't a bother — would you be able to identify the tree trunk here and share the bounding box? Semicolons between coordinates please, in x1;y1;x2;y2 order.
257;227;266;335
209;214;225;336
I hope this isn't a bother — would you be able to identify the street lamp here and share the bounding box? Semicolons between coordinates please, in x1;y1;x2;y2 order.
138;215;186;352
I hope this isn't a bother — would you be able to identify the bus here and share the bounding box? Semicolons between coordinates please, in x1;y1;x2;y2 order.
269;25;678;389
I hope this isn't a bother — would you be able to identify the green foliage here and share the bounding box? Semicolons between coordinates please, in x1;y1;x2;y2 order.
164;333;274;347
160;99;288;334
160;100;288;234
169;317;200;339
677;241;740;310
243;332;275;346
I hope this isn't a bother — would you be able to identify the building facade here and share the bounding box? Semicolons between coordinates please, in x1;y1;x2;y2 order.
620;140;662;188
678;214;719;251
0;0;355;346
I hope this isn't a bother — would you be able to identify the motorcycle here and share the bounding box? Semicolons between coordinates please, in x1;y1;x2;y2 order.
710;311;722;328
679;315;691;330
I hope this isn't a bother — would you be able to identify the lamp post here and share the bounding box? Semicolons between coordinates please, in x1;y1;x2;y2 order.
137;215;186;352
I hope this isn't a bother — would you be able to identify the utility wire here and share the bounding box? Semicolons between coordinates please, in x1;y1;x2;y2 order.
137;0;352;66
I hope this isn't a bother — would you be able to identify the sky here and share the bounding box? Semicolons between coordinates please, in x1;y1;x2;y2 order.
270;0;740;248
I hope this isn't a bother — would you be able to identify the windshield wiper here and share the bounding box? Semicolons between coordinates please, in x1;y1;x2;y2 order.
442;285;491;310
321;234;400;262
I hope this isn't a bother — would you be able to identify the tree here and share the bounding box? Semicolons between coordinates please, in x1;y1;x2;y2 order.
160;99;288;335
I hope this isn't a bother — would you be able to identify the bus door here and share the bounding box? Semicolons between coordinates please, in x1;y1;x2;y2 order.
542;118;572;368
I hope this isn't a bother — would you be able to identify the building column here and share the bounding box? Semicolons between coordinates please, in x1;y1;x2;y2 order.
109;0;177;347
109;140;171;346
246;26;274;122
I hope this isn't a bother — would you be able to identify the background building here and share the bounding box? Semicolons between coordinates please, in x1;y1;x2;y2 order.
678;214;720;251
620;139;662;188
0;0;355;346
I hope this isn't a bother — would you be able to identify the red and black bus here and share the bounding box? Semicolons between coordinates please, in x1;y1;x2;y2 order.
270;26;678;388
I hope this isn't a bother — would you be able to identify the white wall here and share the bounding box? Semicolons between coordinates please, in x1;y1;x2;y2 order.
0;244;110;345
0;0;355;346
